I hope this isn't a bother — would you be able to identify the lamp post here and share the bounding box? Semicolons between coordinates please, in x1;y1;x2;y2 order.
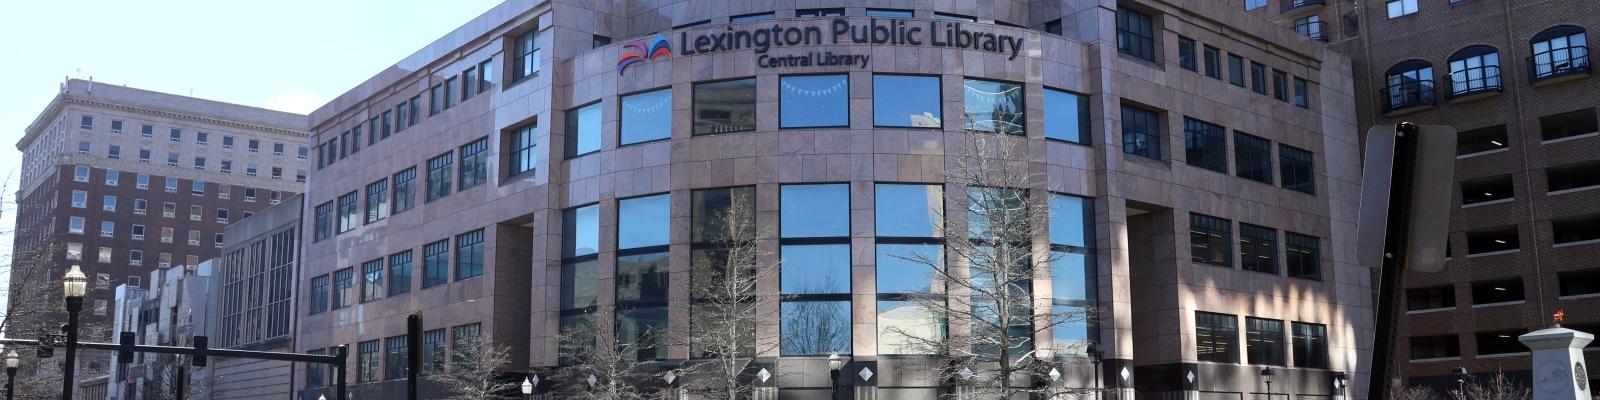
60;265;87;400
6;350;20;400
1260;367;1275;400
1452;367;1468;398
1087;343;1103;400
521;376;534;400
828;352;845;400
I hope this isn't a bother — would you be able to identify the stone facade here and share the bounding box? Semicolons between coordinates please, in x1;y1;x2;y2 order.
298;1;1367;399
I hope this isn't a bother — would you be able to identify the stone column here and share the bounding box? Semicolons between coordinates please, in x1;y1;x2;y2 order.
1518;325;1595;400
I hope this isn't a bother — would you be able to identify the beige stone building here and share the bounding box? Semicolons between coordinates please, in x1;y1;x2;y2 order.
296;1;1368;398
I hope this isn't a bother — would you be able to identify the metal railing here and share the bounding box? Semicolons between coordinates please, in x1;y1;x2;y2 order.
1291;20;1328;42
1528;44;1591;83
1446;65;1502;99
1281;0;1326;14
1382;80;1436;112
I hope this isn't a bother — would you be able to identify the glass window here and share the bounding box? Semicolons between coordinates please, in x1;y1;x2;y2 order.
429;85;444;115
333;268;355;308
313;201;333;242
566;102;602;156
357;340;380;382
561;260;599;311
459;138;488;190
688;187;756;358
619;194;670;249
780;75;849;128
780;184;849;238
1044;88;1089;144
74;166;90;182
1293;77;1309;107
1204;45;1222;79
796;8;845;17
361;259;384;302
1386;0;1417;18
616;197;669;361
693;78;757;135
384;336;408;381
780;244;850;295
392;167;416;214
421;329;446;373
1115;7;1156;62
388;251;413;296
875;184;943;238
564;204;600;258
1191;213;1232;266
461;68;477;101
1250;62;1268;94
423;239;450;288
1245;0;1267;10
874;75;942;128
1246;317;1285;366
337;192;359;233
1530;26;1588;81
1239;223;1278;274
456;229;484;280
963;78;1024;135
426;152;453;202
1196;311;1238;363
509;123;538;176
1178;36;1197;71
1228;54;1246;87
1272;70;1288;101
620;88;672;144
877;299;945;355
616;307;668;361
1286;232;1321;280
1235;132;1273;184
865;8;913;17
1448;46;1501;96
1184;117;1227;173
1279;145;1315;194
365;179;389;223
1044;19;1064;35
1049;193;1096;356
1121;105;1161;159
730;11;775;23
1292;322;1328;368
1384;61;1434;111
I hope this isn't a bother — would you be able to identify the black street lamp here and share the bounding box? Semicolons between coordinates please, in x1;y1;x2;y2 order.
60;265;87;400
1452;367;1468;397
1260;367;1275;400
828;352;845;400
6;349;20;400
1087;343;1103;400
521;376;535;400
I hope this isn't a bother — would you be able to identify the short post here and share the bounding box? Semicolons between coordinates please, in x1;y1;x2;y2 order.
334;345;349;400
1518;311;1594;400
407;313;421;400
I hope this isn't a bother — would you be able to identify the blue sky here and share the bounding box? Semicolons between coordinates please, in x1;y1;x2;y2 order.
0;0;502;319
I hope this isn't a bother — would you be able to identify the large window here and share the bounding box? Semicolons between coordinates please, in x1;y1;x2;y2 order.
361;259;384;302
1235;132;1273;184
559;204;600;364
1279;145;1314;194
508;123;538;176
1286;232;1321;280
1196;311;1238;363
1386;0;1417;18
426;152;453;202
689;186;756;359
1191;213;1232;266
1050;194;1096;356
393;167;416;214
1121;105;1161;159
621;88;672;144
617;194;670;361
1044;88;1090;144
388;250;413;296
1447;46;1501;97
875;184;946;354
309;275;329;314
313;201;333;242
963;78;1024;135
566;102;602;157
421;329;446;373
1246;317;1285;366
780;184;852;356
365;179;389;224
1530;26;1589;81
1115;7;1156;62
337;192;360;234
1228;54;1247;87
357;340;380;382
1184;117;1227;173
384;336;407;381
333;268;355;308
1239;223;1278;274
780;75;849;128
1177;36;1196;71
873;75;943;128
1293;322;1328;368
513;28;541;82
693;78;757;135
423;239;450;288
1384;61;1435;112
459;138;488;190
456;229;484;281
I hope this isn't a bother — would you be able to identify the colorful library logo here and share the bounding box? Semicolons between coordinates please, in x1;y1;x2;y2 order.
617;35;672;75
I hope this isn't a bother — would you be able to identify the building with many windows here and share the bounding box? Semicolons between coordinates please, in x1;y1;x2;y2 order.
106;262;213;400
8;79;308;390
199;194;303;399
297;1;1368;398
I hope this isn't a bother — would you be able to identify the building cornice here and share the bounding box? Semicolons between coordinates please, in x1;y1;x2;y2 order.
19;92;309;150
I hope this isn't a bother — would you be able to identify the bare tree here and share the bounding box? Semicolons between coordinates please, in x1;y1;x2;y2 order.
1391;385;1444;400
140;353;214;400
429;335;517;400
678;187;782;400
1453;371;1530;400
552;311;656;399
879;132;1098;399
1;170;83;396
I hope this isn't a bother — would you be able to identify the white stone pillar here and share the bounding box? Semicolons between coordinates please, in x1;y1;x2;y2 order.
1518;326;1595;400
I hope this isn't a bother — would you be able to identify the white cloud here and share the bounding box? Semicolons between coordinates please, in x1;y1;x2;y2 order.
265;90;325;114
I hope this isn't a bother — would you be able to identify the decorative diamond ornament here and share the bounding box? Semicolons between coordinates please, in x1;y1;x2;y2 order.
586;374;597;387
1120;367;1131;382
1186;371;1195;383
1049;368;1062;382
664;370;677;385
959;367;975;380
858;366;875;382
530;374;540;387
758;368;772;382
